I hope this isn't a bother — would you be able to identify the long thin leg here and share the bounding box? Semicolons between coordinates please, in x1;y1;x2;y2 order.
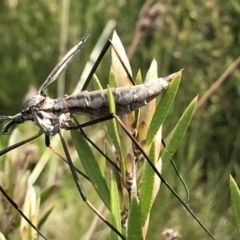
45;135;90;181
58;131;125;240
0;185;48;240
0;131;43;156
72;116;121;172
81;39;134;91
112;114;215;240
81;40;111;91
162;139;190;202
109;39;134;85
0;131;46;238
48;145;90;181
66;114;215;239
67;116;188;198
63;115;121;172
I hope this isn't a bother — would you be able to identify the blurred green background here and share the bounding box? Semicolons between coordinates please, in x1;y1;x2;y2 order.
0;0;240;239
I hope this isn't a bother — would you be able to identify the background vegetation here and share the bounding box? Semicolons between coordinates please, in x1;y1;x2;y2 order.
0;0;240;239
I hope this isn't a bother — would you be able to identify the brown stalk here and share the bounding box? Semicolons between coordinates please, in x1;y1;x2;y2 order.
127;0;164;60
196;56;240;111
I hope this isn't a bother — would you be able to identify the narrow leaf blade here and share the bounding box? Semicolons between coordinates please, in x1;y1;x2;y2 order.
162;96;197;169
146;71;182;145
139;139;156;226
70;125;110;209
127;197;143;240
230;175;240;236
110;172;122;240
38;207;54;229
106;86;125;175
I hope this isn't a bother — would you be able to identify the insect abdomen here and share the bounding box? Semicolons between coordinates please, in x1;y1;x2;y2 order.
62;77;171;117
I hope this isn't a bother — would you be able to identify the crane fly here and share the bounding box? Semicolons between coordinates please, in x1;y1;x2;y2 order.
0;32;215;239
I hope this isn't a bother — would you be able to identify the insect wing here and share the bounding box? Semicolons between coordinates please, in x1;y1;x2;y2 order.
38;32;89;94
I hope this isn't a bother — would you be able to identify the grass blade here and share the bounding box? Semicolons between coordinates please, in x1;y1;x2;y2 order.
230;175;240;236
146;71;182;145
110;172;122;240
162;96;198;169
70;125;110;209
127;196;143;240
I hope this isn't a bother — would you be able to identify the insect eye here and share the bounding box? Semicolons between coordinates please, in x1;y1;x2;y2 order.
21;108;28;114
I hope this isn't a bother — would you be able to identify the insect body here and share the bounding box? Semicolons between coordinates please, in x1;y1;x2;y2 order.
2;75;172;136
59;74;171;116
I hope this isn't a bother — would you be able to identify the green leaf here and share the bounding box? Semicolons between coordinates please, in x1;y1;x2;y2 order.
38;207;54;229
135;69;142;85
127;196;143;240
104;76;120;158
70;124;110;209
146;71;181;145
139;139;156;226
110;172;122;240
40;184;55;205
104;140;122;192
107;85;116;114
109;68;118;88
93;74;103;90
162;96;197;169
230;175;240;236
106;86;125;176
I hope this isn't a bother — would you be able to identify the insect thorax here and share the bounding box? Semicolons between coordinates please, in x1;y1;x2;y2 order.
19;95;70;135
20;95;44;118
